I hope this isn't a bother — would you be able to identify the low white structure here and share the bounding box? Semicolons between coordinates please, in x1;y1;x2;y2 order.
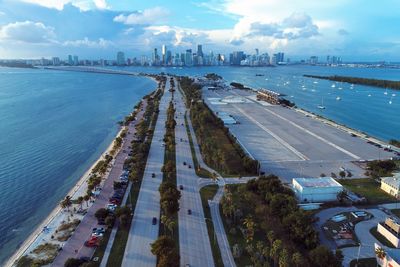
375;243;400;267
292;177;343;203
381;173;400;198
377;218;400;248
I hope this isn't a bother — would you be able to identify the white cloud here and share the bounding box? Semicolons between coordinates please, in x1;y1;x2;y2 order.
17;0;109;11
0;21;56;43
63;37;113;48
113;7;169;25
0;11;6;16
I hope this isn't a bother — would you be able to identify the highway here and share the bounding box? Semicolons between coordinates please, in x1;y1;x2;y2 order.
174;82;215;267
121;81;171;267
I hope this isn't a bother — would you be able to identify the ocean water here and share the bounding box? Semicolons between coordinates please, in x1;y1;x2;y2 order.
0;68;156;264
118;65;400;141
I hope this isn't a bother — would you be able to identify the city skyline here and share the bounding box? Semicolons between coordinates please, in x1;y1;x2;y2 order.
0;0;399;61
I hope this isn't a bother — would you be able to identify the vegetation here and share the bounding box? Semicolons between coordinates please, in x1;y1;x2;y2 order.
151;236;180;267
205;73;222;80
179;76;258;176
304;74;400;90
220;175;342;267
366;159;398;178
16;243;60;267
339;178;396;204
349;258;377;267
200;185;224;267
230;82;251;90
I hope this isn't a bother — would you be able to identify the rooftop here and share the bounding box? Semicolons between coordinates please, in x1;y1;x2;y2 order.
293;177;343;188
382;173;400;189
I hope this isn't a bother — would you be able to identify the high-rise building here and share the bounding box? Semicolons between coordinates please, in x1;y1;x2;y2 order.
73;55;79;66
162;45;167;65
117;51;126;66
309;56;318;65
255;48;259;56
52;57;60;66
197;45;203;58
231;51;244;65
68;55;73;65
153;48;159;65
166;50;172;65
185;49;193;66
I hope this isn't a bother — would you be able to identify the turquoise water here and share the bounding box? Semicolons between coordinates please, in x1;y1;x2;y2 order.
119;65;400;141
0;68;155;264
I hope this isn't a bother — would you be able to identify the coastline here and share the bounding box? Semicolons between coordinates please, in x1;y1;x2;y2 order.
4;124;126;267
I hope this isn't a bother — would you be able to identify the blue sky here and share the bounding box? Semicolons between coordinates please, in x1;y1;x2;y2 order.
0;0;399;61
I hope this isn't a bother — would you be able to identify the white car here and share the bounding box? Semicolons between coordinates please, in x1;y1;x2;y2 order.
92;232;104;237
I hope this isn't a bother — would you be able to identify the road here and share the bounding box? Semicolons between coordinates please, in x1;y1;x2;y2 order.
174;82;215;267
121;80;171;267
52;100;147;266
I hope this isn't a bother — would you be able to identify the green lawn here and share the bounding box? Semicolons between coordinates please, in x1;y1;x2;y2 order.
369;226;396;248
349;258;377;267
339;178;396;204
200;185;224;267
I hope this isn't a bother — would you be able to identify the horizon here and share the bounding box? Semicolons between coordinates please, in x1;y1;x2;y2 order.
0;0;399;61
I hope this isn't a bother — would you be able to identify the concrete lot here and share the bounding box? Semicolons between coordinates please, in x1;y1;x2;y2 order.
203;89;397;182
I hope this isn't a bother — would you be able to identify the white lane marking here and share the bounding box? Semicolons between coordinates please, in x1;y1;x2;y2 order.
232;105;309;161
262;107;361;160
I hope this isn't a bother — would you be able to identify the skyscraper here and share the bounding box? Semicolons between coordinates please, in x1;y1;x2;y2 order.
68;55;73;65
185;49;193;66
117;51;126;66
231;51;244;65
197;45;203;57
153;48;159;65
73;55;79;66
162;45;167;65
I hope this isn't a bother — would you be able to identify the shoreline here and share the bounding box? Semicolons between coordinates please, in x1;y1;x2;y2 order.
5;74;158;267
4;124;126;267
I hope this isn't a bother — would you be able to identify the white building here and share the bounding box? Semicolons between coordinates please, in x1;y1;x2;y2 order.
381;173;400;198
375;243;400;267
292;177;343;203
377;218;400;248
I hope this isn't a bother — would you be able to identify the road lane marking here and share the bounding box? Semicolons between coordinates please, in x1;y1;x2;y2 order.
232;105;309;161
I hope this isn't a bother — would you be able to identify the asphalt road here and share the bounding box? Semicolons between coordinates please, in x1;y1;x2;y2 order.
203;89;397;182
52;100;147;266
174;83;215;267
121;82;171;267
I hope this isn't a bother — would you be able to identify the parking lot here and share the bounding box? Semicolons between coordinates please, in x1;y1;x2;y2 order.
203;88;398;182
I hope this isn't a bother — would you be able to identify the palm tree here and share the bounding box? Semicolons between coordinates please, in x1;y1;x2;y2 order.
292;252;304;267
279;249;290;267
60;196;72;211
375;246;386;260
83;194;90;207
77;196;84;210
270;240;282;267
243;216;256;243
267;230;275;246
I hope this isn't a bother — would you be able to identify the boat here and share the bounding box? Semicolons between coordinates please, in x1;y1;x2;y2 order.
255;74;265;76
338;87;343;90
368;94;372;97
336;96;341;101
313;81;318;84
331;84;336;88
384;88;388;95
317;98;326;109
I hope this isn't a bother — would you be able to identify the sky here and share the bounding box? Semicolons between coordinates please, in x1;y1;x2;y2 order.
0;0;399;61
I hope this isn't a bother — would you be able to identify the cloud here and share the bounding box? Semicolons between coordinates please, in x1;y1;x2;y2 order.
0;21;56;43
113;7;169;25
17;0;109;11
248;13;319;40
229;38;244;46
0;11;5;16
337;29;349;35
62;37;113;48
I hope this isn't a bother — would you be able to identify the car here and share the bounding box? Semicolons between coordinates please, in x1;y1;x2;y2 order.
92;228;105;233
109;199;120;205
187;209;192;215
152;217;157;225
79;257;90;262
152;173;156;178
183;162;187;166
188;165;192;169
179;185;183;190
180;138;183;142
84;240;98;247
92;232;104;237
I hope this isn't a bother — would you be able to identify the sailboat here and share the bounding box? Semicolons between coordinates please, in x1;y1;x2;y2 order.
384;88;388;95
331;84;336;88
389;96;393;104
317;98;326;109
336;96;341;101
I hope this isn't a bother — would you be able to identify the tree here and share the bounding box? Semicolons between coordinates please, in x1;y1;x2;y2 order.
60;196;72;211
95;208;108;221
309;246;341;267
151;236;179;267
77;196;84;209
64;258;84;267
279;249;291;267
243;216;256;243
267;230;275;246
83;194;90;207
270;240;282;267
375;247;386;259
339;171;346;179
105;215;115;227
291;252;305;267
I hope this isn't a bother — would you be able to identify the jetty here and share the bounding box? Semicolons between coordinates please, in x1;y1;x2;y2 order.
44;66;140;76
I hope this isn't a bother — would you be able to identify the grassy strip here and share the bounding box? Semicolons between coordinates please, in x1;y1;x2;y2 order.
200;185;224;267
369;226;396;248
339;178;396;204
184;112;213;178
104;85;164;267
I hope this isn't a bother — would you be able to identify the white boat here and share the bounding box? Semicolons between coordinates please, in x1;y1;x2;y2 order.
336;96;341;101
368;94;372;97
384;88;388;95
331;84;336;88
338;87;343;90
313;81;318;84
317;98;326;109
392;93;396;97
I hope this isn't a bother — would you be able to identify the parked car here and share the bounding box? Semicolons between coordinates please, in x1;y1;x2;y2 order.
152;217;157;225
188;165;192;169
92;228;105;233
91;232;104;238
183;162;187;166
152;173;156;178
187;209;192;215
179;185;183;190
